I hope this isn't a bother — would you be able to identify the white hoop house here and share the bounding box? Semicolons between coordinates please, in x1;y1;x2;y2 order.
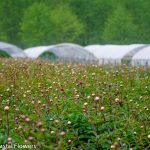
132;45;150;65
24;43;97;62
0;41;26;58
85;44;146;64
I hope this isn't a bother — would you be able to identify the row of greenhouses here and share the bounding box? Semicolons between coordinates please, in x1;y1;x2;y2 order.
0;41;150;65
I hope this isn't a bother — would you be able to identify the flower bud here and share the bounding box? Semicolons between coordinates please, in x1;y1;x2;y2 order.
4;106;9;111
100;106;105;111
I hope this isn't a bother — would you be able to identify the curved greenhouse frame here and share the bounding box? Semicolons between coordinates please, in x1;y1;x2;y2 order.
132;45;150;65
0;41;26;58
24;46;55;59
24;43;97;62
85;44;146;64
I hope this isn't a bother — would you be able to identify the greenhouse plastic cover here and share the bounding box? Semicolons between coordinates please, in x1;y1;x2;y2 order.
132;45;150;60
24;46;55;59
131;45;150;65
85;44;145;59
24;43;97;61
0;41;26;58
0;41;149;65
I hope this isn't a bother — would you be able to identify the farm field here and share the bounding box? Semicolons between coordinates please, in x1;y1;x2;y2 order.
0;58;150;149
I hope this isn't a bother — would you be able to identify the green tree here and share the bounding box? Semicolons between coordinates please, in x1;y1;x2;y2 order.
0;0;149;46
121;0;150;43
20;3;84;47
20;2;52;47
102;6;138;44
49;4;84;43
68;0;114;44
0;0;36;45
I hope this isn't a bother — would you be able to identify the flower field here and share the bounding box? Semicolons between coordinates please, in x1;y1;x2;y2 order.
0;58;150;149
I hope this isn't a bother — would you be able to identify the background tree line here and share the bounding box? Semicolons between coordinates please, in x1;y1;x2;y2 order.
0;0;149;48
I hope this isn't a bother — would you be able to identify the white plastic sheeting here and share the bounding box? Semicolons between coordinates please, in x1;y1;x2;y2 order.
85;44;144;59
24;43;97;62
132;45;150;65
0;41;26;58
24;46;54;59
0;41;149;66
85;44;146;64
122;45;149;60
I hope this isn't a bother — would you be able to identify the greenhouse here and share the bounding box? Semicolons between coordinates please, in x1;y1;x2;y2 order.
24;46;55;59
24;43;97;62
0;41;26;58
132;45;150;65
85;44;147;64
0;41;149;66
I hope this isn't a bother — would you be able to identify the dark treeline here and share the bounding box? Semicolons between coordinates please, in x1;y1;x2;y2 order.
0;0;150;48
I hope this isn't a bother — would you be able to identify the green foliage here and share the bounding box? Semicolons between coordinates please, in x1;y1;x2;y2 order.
19;2;52;47
39;52;58;60
48;4;84;43
20;3;84;46
0;0;36;45
121;0;150;43
102;6;138;44
0;0;149;46
0;50;10;58
68;0;114;44
0;58;150;149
